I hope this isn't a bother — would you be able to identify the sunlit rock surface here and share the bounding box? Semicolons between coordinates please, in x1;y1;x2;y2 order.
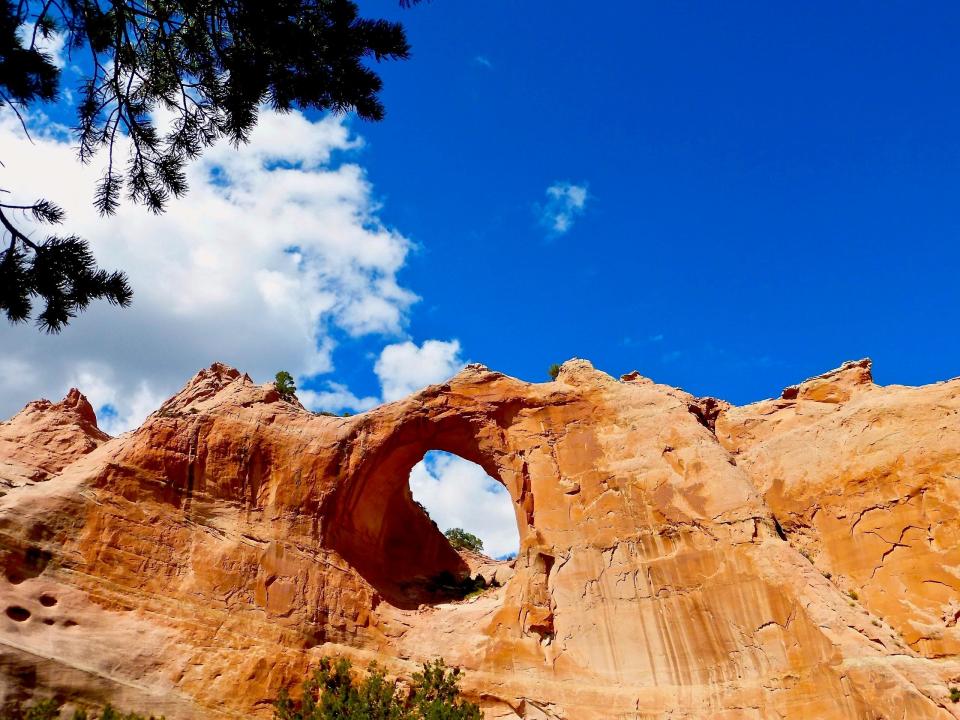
717;359;960;660
0;359;959;718
0;388;108;490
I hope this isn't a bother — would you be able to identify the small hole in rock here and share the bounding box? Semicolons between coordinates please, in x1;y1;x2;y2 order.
42;618;55;626
6;606;31;622
63;619;77;628
38;594;57;607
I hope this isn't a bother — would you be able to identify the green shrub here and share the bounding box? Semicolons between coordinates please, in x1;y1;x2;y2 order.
950;686;960;704
274;371;297;401
274;657;481;720
444;528;483;553
547;363;560;380
848;590;859;601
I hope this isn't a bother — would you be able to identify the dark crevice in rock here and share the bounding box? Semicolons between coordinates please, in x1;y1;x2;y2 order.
772;516;788;541
687;397;728;434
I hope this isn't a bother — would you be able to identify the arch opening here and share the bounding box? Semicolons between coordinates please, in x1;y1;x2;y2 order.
325;423;524;610
409;451;519;561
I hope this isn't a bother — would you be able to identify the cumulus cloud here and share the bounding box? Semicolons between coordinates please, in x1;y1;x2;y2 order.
539;181;589;235
298;382;378;414
0;109;418;431
409;451;519;559
374;339;465;402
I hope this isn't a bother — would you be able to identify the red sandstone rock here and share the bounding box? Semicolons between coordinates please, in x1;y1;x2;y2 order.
0;388;108;490
0;360;958;719
717;358;960;662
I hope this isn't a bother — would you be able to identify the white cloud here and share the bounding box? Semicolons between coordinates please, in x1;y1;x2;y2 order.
374;339;464;402
18;24;68;69
0;109;419;431
409;451;519;559
54;362;166;435
103;383;167;436
539;181;589;235
299;382;378;414
473;55;493;69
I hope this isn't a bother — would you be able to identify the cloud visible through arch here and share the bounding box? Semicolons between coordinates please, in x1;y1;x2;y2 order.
409;451;519;560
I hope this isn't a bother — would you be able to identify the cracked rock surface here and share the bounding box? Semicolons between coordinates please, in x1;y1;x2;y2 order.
0;359;958;719
718;359;960;661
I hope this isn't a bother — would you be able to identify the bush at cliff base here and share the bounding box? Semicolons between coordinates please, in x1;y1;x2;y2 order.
274;657;481;720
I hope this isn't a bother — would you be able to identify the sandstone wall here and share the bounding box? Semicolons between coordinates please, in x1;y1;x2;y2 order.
0;360;958;719
717;359;960;660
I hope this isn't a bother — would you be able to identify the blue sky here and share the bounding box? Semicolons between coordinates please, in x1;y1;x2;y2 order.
321;0;960;403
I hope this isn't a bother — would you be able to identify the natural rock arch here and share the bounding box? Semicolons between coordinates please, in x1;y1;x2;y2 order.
322;397;532;608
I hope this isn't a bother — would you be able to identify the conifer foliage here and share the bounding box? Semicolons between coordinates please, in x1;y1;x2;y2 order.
1;0;414;331
275;370;297;401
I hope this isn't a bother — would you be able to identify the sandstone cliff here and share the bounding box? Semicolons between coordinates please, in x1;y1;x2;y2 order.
0;359;958;719
0;388;108;491
717;359;960;660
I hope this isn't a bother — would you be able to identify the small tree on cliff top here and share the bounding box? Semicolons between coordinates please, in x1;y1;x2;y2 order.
274;657;481;720
444;528;483;553
275;371;296;401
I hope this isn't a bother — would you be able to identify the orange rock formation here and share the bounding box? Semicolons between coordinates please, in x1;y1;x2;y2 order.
0;359;959;719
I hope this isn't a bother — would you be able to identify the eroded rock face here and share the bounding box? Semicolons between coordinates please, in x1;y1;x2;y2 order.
0;360;958;719
0;388;109;490
717;359;960;660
